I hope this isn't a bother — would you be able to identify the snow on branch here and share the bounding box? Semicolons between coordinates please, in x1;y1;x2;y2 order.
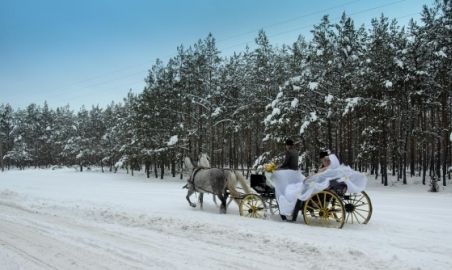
384;80;393;88
343;97;362;116
299;112;318;135
308;82;319;90
167;135;178;146
324;94;334;105
211;107;222;117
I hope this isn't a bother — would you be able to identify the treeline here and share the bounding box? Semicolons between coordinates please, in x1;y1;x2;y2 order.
1;1;451;186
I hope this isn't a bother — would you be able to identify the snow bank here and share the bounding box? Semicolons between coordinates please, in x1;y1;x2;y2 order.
0;169;451;270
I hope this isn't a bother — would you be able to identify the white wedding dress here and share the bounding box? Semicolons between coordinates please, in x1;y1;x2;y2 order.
270;170;305;216
297;154;367;201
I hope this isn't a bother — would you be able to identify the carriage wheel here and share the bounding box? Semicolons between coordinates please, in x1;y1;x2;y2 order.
303;190;345;229
239;194;266;219
268;198;280;215
343;191;373;224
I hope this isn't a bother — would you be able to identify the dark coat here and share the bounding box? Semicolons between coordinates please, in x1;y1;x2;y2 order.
279;149;299;170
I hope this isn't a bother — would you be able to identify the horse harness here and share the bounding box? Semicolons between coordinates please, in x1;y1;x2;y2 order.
188;167;229;194
188;167;203;192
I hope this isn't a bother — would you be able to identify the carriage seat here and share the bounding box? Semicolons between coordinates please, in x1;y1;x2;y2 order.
328;178;347;196
250;174;274;194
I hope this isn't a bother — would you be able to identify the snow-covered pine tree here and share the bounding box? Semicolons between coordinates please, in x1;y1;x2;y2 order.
0;104;15;171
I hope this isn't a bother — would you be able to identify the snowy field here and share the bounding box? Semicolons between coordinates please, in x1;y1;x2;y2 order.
1;168;451;270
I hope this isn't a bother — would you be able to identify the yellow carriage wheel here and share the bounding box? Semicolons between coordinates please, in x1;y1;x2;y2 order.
303;190;345;229
239;194;266;219
343;191;373;224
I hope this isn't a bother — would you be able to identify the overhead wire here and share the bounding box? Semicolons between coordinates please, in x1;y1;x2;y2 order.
43;0;417;106
38;0;369;98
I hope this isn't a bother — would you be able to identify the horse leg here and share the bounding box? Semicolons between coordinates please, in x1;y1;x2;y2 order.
198;192;204;210
218;189;229;214
186;188;196;208
218;195;226;214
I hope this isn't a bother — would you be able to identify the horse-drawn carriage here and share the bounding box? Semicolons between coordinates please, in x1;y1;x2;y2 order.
184;155;372;229
238;174;372;229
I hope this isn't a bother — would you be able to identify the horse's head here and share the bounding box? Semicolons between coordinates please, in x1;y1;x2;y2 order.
198;153;210;168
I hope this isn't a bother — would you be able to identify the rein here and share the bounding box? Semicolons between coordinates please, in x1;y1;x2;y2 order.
189;167;202;191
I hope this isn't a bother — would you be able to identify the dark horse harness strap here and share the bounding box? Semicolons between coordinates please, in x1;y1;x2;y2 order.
189;168;203;192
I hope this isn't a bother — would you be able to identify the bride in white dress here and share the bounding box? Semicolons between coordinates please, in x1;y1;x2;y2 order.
270;151;368;220
298;153;367;202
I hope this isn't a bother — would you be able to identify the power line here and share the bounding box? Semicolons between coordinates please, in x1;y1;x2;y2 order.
220;0;408;51
216;0;363;43
35;0;368;96
36;0;416;105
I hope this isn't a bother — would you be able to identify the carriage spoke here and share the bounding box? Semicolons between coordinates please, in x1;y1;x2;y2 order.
343;192;372;224
354;210;367;221
329;211;340;223
352;211;362;224
239;194;266;219
355;208;369;213
316;194;322;207
310;199;322;210
303;191;345;228
353;195;365;205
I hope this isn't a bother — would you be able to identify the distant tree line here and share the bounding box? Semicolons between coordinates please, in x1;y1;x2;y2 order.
1;0;451;186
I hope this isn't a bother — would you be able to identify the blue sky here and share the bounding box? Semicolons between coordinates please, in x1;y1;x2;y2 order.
0;0;433;109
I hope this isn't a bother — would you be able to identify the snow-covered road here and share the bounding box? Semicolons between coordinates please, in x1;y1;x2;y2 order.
1;168;451;270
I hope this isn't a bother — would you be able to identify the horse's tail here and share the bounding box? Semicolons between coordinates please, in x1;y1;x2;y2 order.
233;170;253;194
225;170;253;205
224;170;239;205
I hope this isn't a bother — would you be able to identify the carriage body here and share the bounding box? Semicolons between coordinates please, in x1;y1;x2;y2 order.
239;174;373;229
236;174;277;218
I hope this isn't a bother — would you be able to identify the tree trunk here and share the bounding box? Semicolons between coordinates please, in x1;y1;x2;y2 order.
422;146;427;185
441;91;449;186
0;143;3;172
180;157;184;180
154;161;158;178
171;157;176;178
145;161;150;178
382;123;388;186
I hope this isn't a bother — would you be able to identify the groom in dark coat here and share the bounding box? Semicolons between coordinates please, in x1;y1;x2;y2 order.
278;138;301;221
279;139;298;170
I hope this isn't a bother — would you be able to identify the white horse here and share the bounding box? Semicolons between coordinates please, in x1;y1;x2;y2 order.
184;154;251;213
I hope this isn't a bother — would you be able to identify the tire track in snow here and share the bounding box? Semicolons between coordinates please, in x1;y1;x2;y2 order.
0;193;414;270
